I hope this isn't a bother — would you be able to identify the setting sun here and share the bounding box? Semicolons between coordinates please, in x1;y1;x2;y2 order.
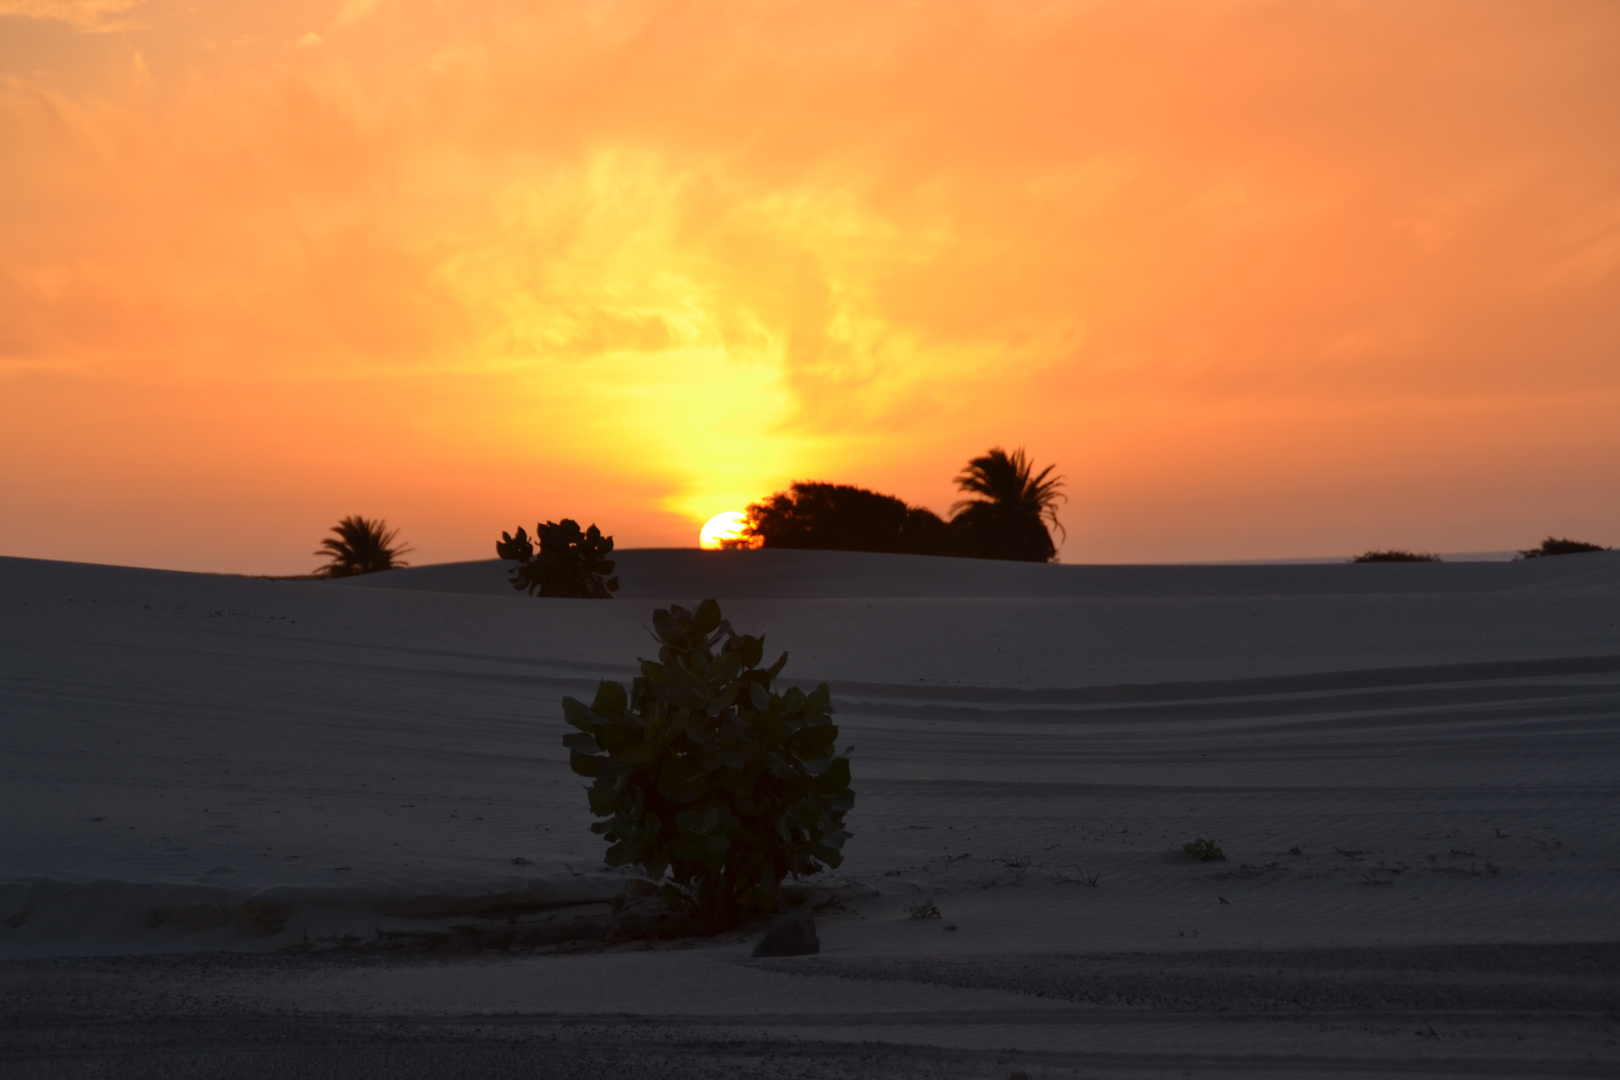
699;512;751;550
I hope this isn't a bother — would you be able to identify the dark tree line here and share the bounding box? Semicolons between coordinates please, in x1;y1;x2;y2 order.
738;447;1065;563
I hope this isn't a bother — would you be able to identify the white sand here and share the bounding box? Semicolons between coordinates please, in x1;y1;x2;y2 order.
3;548;1618;1074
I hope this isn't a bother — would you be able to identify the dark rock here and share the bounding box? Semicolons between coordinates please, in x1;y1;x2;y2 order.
751;909;819;957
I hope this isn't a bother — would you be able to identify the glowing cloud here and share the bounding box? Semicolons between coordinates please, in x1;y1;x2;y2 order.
0;0;141;30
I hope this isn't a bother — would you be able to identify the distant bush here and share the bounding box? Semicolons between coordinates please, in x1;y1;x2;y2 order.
1352;550;1440;563
743;482;954;556
496;519;619;598
561;599;854;922
1518;537;1609;559
313;516;411;578
740;446;1065;563
1183;838;1226;862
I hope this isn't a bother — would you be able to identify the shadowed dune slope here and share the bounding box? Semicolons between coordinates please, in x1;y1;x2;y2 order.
3;551;1620;1074
329;547;1620;600
2;550;1617;965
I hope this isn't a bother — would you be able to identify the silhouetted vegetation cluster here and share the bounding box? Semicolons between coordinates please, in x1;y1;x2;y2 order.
738;446;1065;563
1518;536;1609;559
561;599;853;922
1353;550;1440;563
497;519;620;598
313;516;411;578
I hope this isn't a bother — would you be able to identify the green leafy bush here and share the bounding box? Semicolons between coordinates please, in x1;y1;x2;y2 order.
1352;550;1440;563
1183;838;1226;862
561;599;854;921
496;519;619;598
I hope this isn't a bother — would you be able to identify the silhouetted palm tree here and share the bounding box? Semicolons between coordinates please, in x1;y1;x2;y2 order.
314;516;411;577
950;447;1065;562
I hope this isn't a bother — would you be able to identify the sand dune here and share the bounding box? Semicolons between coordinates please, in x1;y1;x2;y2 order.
3;549;1617;1075
336;546;1620;599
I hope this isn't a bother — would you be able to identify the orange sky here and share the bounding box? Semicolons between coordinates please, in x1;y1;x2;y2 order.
2;0;1617;573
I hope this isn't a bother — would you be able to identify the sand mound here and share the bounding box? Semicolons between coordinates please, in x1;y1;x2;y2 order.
331;546;1620;599
3;549;1617;960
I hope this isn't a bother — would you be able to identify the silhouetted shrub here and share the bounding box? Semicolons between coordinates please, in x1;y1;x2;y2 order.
951;447;1065;562
904;899;942;919
561;599;854;922
1518;537;1609;559
314;516;411;578
497;519;619;598
744;482;954;556
1352;550;1440;563
739;447;1066;563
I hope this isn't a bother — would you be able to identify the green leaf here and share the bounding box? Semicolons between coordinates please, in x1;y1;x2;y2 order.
587;783;619;817
692;598;722;636
657;756;711;803
596;721;645;757
591;680;628;717
673;833;707;862
561;697;599;733
568;751;602;778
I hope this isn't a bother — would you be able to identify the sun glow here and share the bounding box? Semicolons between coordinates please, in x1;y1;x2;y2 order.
699;511;751;550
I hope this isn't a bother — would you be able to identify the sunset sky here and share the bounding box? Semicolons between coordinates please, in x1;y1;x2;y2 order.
2;0;1617;573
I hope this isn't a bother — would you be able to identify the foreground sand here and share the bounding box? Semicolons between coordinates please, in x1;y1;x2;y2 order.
3;549;1618;1076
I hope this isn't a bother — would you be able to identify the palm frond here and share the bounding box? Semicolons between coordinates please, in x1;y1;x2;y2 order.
314;515;412;578
950;447;1066;535
948;447;1066;562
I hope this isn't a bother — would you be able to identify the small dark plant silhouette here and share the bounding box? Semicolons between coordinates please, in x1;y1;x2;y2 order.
1353;550;1440;563
951;447;1065;562
497;519;619;598
904;899;942;919
1183;838;1226;862
314;516;411;578
562;599;854;923
1518;536;1609;559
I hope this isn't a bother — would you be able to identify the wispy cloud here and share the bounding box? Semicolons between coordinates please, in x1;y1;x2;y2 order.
0;0;143;31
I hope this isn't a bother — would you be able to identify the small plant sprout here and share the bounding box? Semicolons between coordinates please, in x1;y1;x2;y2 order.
1289;846;1303;856
1183;838;1226;862
905;899;943;920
